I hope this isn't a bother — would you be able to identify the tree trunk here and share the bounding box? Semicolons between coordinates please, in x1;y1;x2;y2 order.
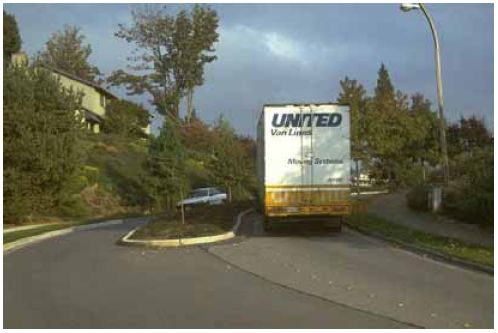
186;87;194;124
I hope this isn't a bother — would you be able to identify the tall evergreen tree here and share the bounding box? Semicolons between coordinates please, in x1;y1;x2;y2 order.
367;63;410;183
4;66;83;222
3;11;22;62
38;25;101;81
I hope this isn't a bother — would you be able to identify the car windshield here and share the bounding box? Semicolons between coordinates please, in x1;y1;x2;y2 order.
189;189;209;198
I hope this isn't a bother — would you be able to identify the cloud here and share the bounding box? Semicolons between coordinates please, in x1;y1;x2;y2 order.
263;31;304;63
4;3;493;135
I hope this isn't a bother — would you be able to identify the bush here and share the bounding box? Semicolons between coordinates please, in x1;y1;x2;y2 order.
443;148;493;229
406;184;431;212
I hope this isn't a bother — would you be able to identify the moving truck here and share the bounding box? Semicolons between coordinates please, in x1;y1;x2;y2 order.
256;103;351;230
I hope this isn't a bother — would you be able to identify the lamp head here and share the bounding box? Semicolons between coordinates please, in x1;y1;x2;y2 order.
400;3;421;12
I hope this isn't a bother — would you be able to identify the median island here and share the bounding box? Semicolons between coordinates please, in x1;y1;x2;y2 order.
129;201;253;241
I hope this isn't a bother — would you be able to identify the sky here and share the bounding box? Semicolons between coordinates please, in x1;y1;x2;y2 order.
4;3;494;137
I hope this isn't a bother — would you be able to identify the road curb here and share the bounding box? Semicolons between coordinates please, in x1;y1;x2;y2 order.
3;219;125;254
118;208;254;248
344;222;493;276
4;223;61;234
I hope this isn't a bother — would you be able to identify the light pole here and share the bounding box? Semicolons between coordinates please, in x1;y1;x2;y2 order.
400;3;449;186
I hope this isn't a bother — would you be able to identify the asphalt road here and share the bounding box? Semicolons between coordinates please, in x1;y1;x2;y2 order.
4;214;493;328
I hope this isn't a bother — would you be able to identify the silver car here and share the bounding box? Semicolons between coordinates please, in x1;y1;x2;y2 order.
176;187;227;208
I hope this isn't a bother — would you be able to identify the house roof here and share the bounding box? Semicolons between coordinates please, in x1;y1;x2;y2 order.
40;64;118;100
82;108;104;123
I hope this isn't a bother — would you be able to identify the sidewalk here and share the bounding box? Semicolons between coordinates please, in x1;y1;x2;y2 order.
367;190;494;247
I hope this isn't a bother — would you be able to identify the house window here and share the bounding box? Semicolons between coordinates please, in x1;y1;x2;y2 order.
100;94;105;108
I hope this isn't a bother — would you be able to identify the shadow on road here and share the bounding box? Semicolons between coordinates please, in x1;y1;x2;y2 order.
237;212;381;250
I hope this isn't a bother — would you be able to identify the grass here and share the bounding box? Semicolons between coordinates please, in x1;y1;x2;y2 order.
130;201;254;240
3;212;147;244
348;213;494;268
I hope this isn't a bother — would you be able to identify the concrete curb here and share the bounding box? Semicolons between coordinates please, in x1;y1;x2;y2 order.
345;222;493;276
4;223;61;234
4;219;124;254
119;208;254;248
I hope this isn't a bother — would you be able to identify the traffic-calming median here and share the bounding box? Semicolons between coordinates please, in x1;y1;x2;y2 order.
119;208;253;248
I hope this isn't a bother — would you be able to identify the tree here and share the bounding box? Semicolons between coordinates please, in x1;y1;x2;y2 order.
337;76;368;160
109;5;219;121
4;65;84;222
38;25;101;81
366;64;411;183
447;116;493;157
183;5;219;123
146;117;188;209
102;99;150;139
209;116;253;202
3;11;22;62
407;93;439;165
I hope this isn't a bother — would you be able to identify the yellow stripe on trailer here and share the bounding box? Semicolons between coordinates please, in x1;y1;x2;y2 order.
264;185;352;217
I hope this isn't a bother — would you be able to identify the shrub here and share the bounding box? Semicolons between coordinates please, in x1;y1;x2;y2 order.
443;147;493;229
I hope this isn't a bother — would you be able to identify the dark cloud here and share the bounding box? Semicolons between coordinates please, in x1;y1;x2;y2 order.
5;3;493;136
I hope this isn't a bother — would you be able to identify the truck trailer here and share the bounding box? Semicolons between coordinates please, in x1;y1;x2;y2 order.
256;103;352;230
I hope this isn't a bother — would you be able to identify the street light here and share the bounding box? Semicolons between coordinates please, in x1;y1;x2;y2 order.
400;3;449;186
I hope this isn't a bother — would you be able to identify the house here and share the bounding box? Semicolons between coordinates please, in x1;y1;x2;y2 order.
10;52;150;135
40;64;117;134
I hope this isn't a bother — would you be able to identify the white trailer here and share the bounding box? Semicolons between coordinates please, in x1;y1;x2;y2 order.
257;103;351;229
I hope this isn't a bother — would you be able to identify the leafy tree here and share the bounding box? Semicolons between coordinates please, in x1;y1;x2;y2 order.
183;5;219;123
4;65;84;222
447;116;493;157
38;25;101;81
109;5;219;121
102;99;150;139
209;116;255;202
146;118;188;209
3;11;22;62
337;76;369;160
406;93;440;165
179;110;215;152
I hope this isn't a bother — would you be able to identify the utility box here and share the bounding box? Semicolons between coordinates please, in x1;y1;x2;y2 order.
428;186;442;212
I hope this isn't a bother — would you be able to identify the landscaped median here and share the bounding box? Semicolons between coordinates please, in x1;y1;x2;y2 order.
346;213;493;274
119;201;254;247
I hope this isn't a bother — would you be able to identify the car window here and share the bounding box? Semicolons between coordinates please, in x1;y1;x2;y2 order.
210;188;221;195
190;189;208;198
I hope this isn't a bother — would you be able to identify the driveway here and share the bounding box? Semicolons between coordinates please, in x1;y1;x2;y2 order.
367;190;493;247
